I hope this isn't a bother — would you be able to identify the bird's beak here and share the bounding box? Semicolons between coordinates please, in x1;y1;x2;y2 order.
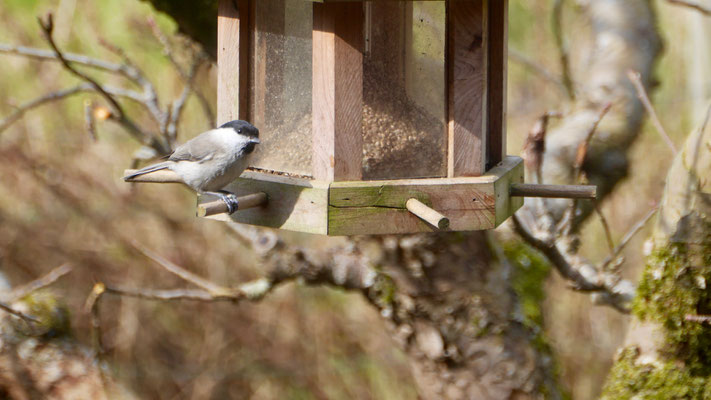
251;138;260;144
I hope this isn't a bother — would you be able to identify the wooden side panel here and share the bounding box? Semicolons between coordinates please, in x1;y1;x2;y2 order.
447;0;487;177
312;2;364;181
252;0;286;127
328;156;523;235
205;171;329;235
487;0;508;168
329;179;496;236
493;155;523;226
217;0;250;125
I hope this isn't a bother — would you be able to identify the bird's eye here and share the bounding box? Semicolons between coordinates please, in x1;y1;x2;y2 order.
238;129;243;133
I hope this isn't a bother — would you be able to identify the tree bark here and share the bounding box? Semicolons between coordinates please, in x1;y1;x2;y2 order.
601;111;711;398
532;0;662;223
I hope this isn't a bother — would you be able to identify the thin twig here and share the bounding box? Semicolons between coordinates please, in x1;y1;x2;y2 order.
0;84;144;134
0;42;163;124
668;0;711;15
84;283;105;359
628;70;678;154
552;0;575;100
84;100;97;140
513;214;600;291
36;15;165;152
38;15;123;118
130;241;235;296
594;203;615;254
97;38;166;132
574;103;612;182
559;103;611;235
601;207;658;268
0;43;130;74
509;47;568;95
147;17;215;128
0;301;39;323
512;213;634;312
9;263;73;301
166;57;204;144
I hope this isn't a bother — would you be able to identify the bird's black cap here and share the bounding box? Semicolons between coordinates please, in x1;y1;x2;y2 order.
220;120;259;139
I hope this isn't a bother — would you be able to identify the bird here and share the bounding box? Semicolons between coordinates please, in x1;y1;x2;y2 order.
124;120;260;213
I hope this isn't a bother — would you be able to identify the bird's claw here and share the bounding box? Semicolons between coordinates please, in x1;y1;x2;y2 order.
221;193;239;214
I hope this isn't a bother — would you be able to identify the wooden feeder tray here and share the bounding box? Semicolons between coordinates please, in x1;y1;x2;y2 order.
204;155;522;235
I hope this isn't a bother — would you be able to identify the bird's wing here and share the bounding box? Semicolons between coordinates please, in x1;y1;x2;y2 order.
168;130;219;163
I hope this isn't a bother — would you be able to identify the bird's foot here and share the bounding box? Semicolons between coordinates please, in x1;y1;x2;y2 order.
205;191;240;214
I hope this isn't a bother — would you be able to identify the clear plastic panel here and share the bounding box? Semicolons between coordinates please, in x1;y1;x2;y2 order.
362;1;447;180
249;0;312;177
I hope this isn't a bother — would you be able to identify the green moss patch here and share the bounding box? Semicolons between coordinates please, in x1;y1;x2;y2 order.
633;240;711;371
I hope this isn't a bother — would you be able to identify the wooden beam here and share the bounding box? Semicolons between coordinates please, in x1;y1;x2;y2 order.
447;0;487;177
328;156;523;235
486;0;508;168
217;0;250;125
312;2;364;181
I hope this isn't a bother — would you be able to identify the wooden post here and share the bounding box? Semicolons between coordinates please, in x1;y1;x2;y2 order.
447;0;487;177
486;0;508;168
406;198;450;230
510;183;597;199
217;0;250;126
312;2;364;181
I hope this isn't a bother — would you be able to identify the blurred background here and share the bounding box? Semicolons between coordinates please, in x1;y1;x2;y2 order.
0;0;707;398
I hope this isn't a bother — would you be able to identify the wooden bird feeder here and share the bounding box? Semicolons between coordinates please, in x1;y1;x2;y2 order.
130;0;596;235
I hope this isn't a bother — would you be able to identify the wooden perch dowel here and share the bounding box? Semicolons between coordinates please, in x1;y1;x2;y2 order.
406;198;450;230
123;169;183;184
197;192;268;217
510;183;596;199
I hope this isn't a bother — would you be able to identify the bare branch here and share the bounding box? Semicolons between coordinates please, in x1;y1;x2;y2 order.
0;83;145;134
97;38;166;131
595;203;616;254
552;0;575;100
628;70;678;154
130;241;235;296
509;47;568;95
9;263;73;301
148;17;215;128
559;103;611;235
38;14;123;119
668;0;711;15
84;100;97;140
0;43;129;74
84;283;106;359
0;301;40;324
35;14;167;153
0;42;166;128
166;57;205;143
601;207;658;269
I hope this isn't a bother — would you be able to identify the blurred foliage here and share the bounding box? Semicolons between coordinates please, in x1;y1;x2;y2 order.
0;0;706;399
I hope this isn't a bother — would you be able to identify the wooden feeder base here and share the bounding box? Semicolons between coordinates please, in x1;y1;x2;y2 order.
203;156;523;235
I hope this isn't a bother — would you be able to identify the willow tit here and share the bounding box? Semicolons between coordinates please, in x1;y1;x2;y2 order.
124;120;260;213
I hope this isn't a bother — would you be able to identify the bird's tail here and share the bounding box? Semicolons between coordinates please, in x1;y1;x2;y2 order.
123;162;171;181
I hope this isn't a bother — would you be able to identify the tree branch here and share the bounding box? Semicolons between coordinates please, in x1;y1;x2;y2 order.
552;0;575;100
667;0;711;15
